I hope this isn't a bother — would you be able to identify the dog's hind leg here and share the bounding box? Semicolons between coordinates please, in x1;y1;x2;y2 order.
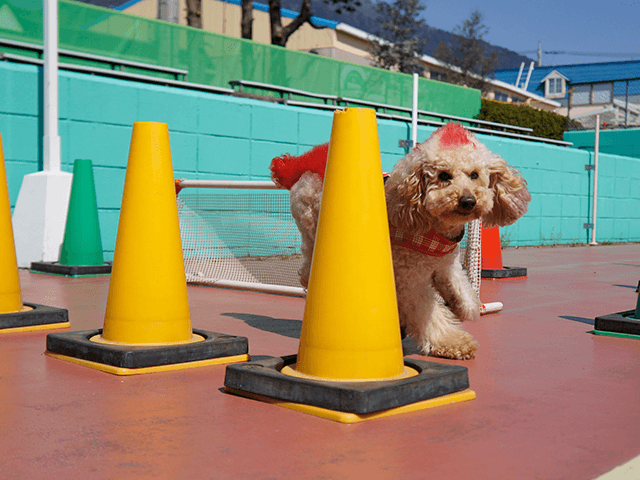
289;172;323;288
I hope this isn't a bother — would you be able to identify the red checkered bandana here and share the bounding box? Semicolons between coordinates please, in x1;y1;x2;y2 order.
389;226;461;257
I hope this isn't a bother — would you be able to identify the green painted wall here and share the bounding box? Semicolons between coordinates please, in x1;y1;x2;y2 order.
564;128;640;159
1;61;639;262
0;0;480;119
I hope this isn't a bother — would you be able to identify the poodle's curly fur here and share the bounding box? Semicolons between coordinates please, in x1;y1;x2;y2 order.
270;123;531;360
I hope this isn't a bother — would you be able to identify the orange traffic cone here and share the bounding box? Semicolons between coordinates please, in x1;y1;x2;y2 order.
224;108;475;422
0;133;69;332
45;122;248;374
481;225;527;279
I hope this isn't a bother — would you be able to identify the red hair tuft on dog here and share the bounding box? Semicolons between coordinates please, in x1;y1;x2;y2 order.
438;123;474;149
269;143;329;190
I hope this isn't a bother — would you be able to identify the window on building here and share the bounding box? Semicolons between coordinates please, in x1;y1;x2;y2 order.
547;77;564;96
494;91;510;102
572;84;590;105
592;83;613;103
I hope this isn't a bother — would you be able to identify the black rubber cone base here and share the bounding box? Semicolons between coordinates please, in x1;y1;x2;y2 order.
224;355;474;422
31;261;112;277
46;328;249;375
482;266;527;279
594;310;640;339
0;303;70;333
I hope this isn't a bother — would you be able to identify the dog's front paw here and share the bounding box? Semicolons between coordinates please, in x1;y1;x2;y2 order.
458;302;481;323
451;294;482;322
424;330;478;360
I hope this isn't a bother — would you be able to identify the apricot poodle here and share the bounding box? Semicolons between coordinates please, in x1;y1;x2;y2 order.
270;123;530;360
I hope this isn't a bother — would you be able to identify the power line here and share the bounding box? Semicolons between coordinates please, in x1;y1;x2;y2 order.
518;50;640;58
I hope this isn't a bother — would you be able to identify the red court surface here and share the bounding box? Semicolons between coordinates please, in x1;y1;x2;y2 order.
2;244;640;479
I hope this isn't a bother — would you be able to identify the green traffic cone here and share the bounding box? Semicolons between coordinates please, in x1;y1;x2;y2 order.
59;159;104;266
31;159;110;276
593;280;640;338
634;281;640;320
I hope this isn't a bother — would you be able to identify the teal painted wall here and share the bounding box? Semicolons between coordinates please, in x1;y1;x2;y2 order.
564;128;640;159
1;61;639;262
479;136;640;246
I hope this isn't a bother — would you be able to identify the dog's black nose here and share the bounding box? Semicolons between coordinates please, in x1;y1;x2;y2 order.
459;196;476;210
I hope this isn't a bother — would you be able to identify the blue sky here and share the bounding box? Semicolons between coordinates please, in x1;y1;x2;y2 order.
421;0;640;67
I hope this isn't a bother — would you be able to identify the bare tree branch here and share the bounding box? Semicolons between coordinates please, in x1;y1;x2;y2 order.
268;0;360;47
369;0;427;75
433;10;498;93
280;0;313;43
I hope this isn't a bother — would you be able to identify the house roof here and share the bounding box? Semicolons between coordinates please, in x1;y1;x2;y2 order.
221;0;338;28
539;70;569;83
75;0;339;27
494;60;640;95
73;0;131;8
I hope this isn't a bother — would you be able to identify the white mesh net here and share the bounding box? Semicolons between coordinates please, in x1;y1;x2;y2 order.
463;219;482;296
178;186;304;293
177;182;483;300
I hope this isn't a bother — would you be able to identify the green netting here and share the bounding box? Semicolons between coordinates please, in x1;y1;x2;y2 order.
0;0;480;117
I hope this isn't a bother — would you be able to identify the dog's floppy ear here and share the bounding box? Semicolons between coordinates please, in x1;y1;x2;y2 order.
483;157;531;228
385;162;433;235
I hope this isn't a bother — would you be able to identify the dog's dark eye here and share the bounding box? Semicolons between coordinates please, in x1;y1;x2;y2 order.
469;172;479;180
438;172;452;182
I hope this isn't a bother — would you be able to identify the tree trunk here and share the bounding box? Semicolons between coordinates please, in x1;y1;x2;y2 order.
185;0;202;28
269;0;313;47
241;0;253;39
269;0;285;46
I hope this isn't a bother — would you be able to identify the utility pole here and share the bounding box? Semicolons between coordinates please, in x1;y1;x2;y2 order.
158;0;179;23
537;41;542;66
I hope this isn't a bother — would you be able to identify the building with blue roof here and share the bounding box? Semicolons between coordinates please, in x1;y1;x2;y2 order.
494;60;640;128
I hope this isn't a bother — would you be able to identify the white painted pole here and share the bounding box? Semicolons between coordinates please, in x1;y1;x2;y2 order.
411;73;418;147
481;302;503;315
178;180;278;189
202;279;306;297
590;114;600;246
11;0;72;266
43;0;61;172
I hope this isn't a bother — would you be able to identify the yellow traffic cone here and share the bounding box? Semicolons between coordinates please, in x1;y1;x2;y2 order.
0;133;22;315
225;109;475;422
0;133;69;332
46;123;248;373
102;122;193;344
287;107;407;381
